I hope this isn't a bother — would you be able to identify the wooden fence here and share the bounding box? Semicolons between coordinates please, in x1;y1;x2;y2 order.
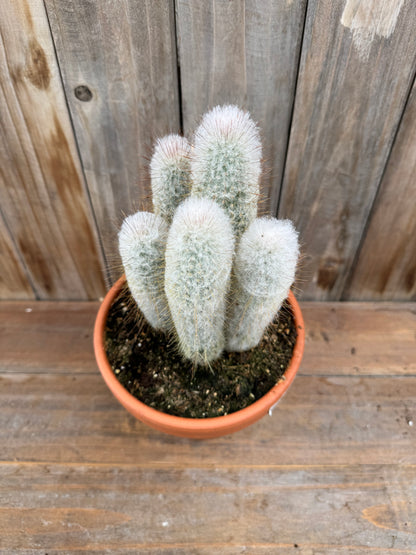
1;0;415;301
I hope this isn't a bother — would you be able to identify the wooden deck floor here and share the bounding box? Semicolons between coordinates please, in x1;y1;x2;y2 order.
0;301;415;553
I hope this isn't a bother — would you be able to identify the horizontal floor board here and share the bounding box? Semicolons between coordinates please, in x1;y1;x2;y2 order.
2;547;415;555
0;302;100;374
0;373;414;465
301;302;416;376
0;301;415;376
2;550;416;555
0;463;415;551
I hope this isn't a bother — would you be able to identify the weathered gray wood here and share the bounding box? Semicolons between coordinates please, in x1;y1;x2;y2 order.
1;372;415;465
0;549;412;555
0;0;106;299
0;301;99;374
0;463;415;551
278;0;416;300
0;215;34;299
1;299;415;550
301;302;416;376
345;77;416;301
1;301;414;376
45;0;180;277
176;0;307;214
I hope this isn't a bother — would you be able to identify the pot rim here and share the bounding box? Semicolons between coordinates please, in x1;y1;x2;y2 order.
94;275;305;438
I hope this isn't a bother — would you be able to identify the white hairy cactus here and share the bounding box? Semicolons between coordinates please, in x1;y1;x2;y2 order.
118;211;170;331
226;218;299;352
150;134;191;222
191;105;262;237
165;197;234;365
119;105;300;366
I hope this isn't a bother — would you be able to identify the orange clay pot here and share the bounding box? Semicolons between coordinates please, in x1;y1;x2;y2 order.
94;275;305;439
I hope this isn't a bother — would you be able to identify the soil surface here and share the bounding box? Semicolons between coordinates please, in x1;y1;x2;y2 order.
105;286;297;418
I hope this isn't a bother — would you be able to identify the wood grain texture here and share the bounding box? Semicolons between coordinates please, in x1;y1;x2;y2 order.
45;0;180;276
278;0;416;300
0;463;415;552
0;552;415;555
1;372;415;466
0;300;415;551
0;0;106;299
0;214;34;299
345;78;416;301
1;301;414;377
301;302;416;376
0;301;99;374
176;0;307;213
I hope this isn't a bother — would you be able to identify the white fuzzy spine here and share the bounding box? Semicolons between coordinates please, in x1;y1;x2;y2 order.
165;197;235;365
191;105;262;238
150;135;191;222
226;218;299;352
118;211;170;331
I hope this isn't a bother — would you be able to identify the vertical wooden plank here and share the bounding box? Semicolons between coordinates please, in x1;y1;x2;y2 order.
176;1;246;126
345;78;416;301
0;215;34;299
278;0;416;300
45;0;180;276
0;0;106;299
176;0;307;213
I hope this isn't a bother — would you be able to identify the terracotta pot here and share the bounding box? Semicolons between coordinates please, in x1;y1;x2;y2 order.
94;275;305;439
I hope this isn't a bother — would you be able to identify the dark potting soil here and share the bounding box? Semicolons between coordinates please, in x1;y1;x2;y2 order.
105;286;298;419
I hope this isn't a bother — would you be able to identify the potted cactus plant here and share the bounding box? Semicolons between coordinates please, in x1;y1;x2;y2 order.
94;105;304;438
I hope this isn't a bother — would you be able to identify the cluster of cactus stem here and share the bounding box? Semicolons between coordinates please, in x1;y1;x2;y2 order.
119;105;299;366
